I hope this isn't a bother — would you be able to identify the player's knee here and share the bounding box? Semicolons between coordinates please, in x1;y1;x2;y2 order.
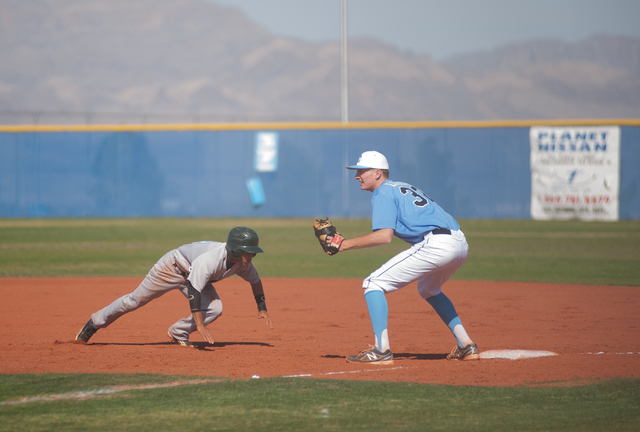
363;286;384;296
208;300;223;317
121;294;142;310
419;285;442;299
202;301;222;325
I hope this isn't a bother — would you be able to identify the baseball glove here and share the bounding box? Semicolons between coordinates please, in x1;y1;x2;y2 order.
313;218;344;256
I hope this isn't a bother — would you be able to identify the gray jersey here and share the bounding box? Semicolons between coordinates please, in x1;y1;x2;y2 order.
176;241;260;292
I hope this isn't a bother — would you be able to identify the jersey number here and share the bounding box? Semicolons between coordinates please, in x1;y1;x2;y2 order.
400;186;430;207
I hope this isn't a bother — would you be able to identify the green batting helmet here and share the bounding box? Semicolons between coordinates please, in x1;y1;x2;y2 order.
226;226;264;259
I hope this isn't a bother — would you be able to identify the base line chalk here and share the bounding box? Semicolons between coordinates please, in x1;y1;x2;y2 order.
0;379;220;406
283;365;413;378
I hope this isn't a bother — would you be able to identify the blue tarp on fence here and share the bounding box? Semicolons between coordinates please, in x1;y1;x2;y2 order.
1;125;638;219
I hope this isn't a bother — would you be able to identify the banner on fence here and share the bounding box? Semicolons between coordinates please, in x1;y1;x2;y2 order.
530;126;620;221
254;132;278;172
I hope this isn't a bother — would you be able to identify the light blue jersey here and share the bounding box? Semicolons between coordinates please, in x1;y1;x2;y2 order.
371;180;460;245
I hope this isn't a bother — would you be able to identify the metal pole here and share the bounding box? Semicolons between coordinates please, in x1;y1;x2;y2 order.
341;0;349;124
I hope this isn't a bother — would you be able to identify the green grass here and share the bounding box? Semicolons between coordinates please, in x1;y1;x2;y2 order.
1;218;639;430
1;218;639;285
1;375;638;432
454;219;640;285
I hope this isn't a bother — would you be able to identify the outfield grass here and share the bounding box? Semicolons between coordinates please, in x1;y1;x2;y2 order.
1;375;638;432
1;218;639;430
1;218;638;285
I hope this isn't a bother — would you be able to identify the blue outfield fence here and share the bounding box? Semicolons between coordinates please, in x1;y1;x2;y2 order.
1;121;639;219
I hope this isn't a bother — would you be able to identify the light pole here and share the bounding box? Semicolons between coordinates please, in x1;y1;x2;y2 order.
341;0;349;124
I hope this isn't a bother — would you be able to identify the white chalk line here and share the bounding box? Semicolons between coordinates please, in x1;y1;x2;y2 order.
283;365;414;379
279;350;640;379
3;369;412;406
6;350;638;405
0;379;219;406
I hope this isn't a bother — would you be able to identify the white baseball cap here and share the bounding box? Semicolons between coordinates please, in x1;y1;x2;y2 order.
346;151;389;170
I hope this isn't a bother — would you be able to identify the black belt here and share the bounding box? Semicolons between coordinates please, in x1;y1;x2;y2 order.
431;228;451;235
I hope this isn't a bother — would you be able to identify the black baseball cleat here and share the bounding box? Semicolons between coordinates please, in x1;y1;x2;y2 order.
346;346;394;365
447;343;480;360
75;319;98;342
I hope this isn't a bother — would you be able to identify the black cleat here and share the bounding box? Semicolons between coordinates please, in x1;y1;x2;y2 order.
75;319;98;342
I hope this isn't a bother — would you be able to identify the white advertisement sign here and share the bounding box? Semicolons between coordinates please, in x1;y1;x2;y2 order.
254;132;278;172
530;126;620;221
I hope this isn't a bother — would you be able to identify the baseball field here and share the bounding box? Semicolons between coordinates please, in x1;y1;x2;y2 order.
1;218;639;431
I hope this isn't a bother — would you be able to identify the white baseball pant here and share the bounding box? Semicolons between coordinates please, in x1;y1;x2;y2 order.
91;249;223;340
363;229;469;298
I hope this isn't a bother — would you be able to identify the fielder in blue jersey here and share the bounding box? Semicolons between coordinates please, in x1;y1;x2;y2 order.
340;151;478;364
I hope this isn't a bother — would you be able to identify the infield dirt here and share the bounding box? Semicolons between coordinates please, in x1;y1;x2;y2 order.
1;278;638;387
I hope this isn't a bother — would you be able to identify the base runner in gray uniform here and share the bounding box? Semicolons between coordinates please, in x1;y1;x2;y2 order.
75;227;273;347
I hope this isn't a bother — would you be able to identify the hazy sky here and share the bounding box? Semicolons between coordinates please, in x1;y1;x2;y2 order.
209;0;640;60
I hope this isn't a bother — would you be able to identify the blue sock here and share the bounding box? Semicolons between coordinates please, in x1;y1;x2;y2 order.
426;293;463;346
364;290;388;351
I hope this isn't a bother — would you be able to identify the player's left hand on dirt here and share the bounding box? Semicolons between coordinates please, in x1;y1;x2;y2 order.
313;218;344;255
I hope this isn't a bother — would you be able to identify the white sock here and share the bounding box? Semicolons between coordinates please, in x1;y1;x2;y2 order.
452;324;473;347
375;329;390;352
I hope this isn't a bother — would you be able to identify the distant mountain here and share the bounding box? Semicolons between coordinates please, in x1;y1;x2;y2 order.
441;35;640;120
443;35;640;73
1;0;639;124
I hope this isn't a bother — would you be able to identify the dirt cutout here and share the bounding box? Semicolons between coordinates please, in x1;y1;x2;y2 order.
1;278;638;387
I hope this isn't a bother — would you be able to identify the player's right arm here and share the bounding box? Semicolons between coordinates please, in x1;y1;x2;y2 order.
339;228;393;251
193;311;215;344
